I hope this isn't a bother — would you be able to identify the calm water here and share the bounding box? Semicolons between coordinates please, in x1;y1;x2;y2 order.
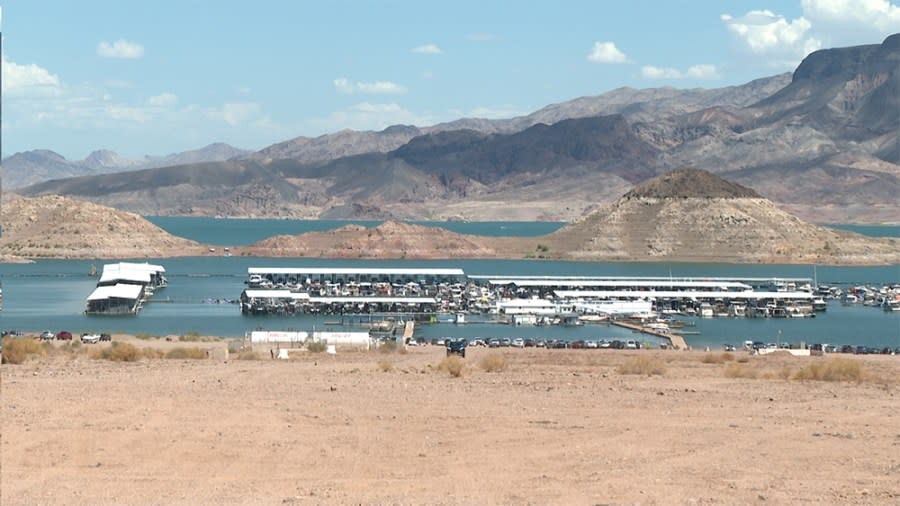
1;255;898;349
146;217;567;246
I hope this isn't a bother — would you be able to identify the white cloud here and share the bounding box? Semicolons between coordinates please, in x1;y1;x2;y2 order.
148;92;178;107
801;0;900;43
412;44;442;54
641;64;721;80
333;77;408;95
208;102;264;126
1;54;62;96
97;39;145;59
587;41;629;64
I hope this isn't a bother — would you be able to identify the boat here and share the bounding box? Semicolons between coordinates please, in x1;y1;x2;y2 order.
698;302;714;318
882;297;900;312
811;297;827;312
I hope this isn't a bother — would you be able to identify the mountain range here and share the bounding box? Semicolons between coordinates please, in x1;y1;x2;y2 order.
11;34;899;224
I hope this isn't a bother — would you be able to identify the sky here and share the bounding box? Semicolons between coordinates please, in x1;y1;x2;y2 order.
1;0;898;160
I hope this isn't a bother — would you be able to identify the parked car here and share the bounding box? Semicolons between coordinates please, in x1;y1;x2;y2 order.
722;344;736;352
40;330;55;341
55;331;73;341
511;338;525;348
81;333;101;344
488;338;501;348
625;339;639;349
100;333;112;342
445;337;467;358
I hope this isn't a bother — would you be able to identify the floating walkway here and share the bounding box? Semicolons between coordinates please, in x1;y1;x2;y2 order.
611;320;689;350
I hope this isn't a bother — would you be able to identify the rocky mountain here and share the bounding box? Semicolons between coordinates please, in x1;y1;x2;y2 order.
0;193;205;260
2;143;250;190
14;35;899;223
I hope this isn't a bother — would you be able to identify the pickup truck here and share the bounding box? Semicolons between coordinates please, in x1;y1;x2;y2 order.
80;333;101;344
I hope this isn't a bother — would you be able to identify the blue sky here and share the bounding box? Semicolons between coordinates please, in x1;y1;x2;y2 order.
1;0;898;160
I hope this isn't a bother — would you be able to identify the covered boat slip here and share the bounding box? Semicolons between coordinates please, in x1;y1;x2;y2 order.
240;289;439;315
97;262;168;289
85;262;167;315
85;283;145;315
247;267;466;285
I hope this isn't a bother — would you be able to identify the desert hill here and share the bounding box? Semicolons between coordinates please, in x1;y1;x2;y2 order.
0;194;205;260
236;169;899;265
546;169;900;264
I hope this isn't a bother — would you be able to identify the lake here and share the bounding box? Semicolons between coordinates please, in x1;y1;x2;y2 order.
1;218;897;348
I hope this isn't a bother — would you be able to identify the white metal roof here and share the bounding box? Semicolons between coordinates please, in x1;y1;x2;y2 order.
86;283;144;301
99;265;152;284
309;297;437;304
118;262;166;274
244;290;310;299
247;267;465;276
488;279;752;290
553;290;815;300
497;298;558;307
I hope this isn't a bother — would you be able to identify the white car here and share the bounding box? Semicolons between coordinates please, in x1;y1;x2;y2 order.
81;333;101;344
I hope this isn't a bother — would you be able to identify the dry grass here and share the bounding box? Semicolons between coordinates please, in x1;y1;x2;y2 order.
437;356;465;377
235;350;260;360
307;341;328;353
479;354;508;373
165;347;208;360
93;342;142;362
701;352;736;364
617;356;666;376
377;340;406;354
376;360;395;373
724;363;759;379
793;358;865;382
179;332;219;343
1;338;47;364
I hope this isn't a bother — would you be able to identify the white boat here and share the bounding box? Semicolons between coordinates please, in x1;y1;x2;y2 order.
811;297;827;311
882;298;900;312
699;302;714;318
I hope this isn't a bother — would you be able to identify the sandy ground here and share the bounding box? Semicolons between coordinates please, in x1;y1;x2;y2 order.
3;336;900;505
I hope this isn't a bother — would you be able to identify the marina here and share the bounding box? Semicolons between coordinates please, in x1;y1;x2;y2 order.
84;262;168;315
0;254;897;350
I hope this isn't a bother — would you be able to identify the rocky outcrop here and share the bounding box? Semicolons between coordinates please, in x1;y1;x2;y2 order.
547;169;900;264
0;194;205;259
241;221;505;259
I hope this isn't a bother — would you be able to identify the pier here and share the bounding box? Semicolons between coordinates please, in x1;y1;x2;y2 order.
611;320;689;350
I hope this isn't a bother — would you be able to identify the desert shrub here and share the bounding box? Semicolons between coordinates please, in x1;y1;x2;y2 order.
142;348;165;359
736;355;750;363
377;340;406;354
724;363;759;379
376;360;394;372
165;347;207;360
701;353;722;364
235;350;260;360
437;356;464;377
95;342;141;362
793;358;864;382
617;356;666;376
1;338;47;364
479;354;508;373
702;352;737;364
307;340;328;353
180;332;218;342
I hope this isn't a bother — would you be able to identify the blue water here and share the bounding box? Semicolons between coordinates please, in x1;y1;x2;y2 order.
146;217;566;246
1;256;897;349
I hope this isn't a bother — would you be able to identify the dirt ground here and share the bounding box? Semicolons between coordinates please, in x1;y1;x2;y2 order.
2;336;900;505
